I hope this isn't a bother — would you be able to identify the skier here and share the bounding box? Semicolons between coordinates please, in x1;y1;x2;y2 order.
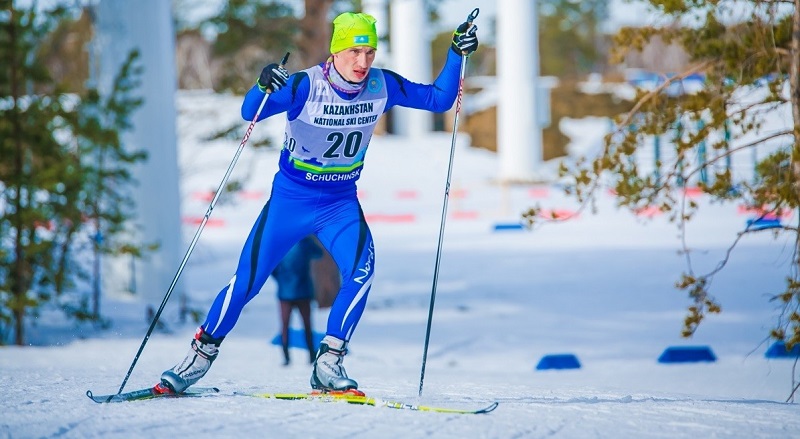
272;235;323;366
161;11;479;394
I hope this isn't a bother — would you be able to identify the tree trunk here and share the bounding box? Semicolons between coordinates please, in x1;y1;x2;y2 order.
296;0;334;68
792;1;800;288
93;219;101;320
8;6;27;346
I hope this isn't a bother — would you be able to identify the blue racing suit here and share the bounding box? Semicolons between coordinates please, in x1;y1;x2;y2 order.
201;49;464;342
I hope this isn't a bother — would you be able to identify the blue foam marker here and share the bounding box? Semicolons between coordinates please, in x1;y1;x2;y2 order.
535;353;581;370
765;341;800;359
746;217;782;231
270;328;325;350
493;222;524;231
657;346;716;363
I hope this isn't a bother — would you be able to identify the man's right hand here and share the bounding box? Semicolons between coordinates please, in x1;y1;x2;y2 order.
257;63;290;93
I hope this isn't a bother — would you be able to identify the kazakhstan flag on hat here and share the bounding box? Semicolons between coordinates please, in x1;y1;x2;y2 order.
330;12;378;53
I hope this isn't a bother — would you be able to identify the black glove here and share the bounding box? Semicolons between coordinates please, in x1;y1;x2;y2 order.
257;63;289;93
451;22;478;56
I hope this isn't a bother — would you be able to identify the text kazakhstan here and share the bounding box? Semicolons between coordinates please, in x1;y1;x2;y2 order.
323;103;374;116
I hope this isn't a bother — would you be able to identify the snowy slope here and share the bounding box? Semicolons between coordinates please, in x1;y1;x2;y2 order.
1;90;799;438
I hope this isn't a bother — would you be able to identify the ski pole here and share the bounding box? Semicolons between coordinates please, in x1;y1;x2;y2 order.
115;52;290;394
418;9;478;398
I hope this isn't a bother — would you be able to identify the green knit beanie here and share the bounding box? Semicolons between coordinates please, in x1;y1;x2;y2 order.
330;12;378;54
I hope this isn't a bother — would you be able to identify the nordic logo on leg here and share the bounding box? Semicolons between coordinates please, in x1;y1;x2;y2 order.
354;240;374;285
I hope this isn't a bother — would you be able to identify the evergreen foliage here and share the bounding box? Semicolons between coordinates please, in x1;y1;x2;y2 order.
539;0;608;78
73;50;148;323
192;0;299;93
0;3;146;345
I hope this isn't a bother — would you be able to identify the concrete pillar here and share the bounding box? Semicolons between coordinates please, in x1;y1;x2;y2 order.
390;0;432;136
362;0;390;68
96;0;184;306
497;0;541;181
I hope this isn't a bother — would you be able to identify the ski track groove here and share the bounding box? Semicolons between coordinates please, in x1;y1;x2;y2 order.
48;421;83;439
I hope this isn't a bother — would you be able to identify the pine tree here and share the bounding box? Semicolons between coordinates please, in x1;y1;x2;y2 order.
0;3;77;345
72;49;147;320
202;0;298;93
539;0;608;78
174;0;360;92
0;3;146;344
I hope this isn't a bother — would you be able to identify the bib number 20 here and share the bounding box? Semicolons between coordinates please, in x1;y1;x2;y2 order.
324;131;363;158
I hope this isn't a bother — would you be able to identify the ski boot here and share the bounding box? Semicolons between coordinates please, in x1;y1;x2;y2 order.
310;335;360;394
160;327;222;393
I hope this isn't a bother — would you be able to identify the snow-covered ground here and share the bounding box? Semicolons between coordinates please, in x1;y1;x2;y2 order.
2;91;799;438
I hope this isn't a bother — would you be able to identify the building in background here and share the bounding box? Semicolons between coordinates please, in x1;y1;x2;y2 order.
95;0;184;310
497;0;542;182
389;0;432;137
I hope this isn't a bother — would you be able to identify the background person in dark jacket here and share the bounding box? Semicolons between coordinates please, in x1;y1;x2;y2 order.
272;235;323;365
